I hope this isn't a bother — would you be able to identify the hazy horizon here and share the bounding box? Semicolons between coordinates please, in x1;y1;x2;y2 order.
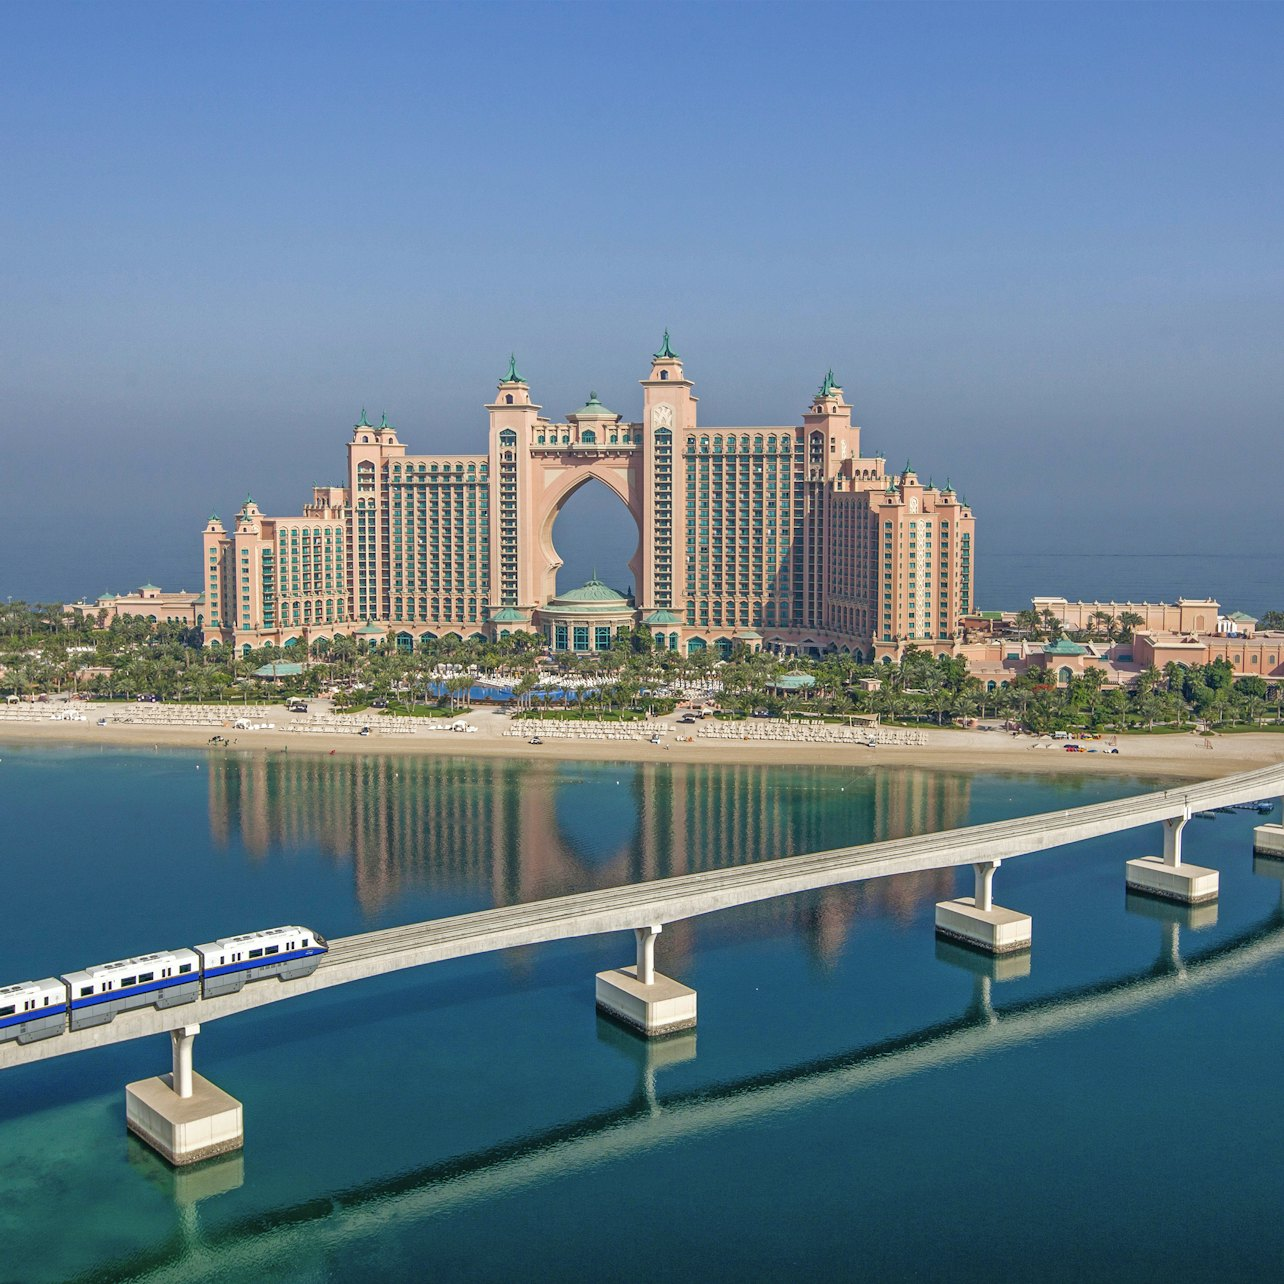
3;2;1281;609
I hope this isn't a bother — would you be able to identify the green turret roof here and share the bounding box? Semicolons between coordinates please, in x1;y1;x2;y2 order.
642;609;682;626
501;353;526;384
554;577;628;604
572;391;617;420
818;369;840;397
492;607;526;623
1043;639;1088;656
356;408;371;427
379;412;393;430
654;329;678;360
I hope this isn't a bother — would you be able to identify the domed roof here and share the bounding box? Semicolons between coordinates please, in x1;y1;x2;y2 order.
570;391;618;421
553;577;628;604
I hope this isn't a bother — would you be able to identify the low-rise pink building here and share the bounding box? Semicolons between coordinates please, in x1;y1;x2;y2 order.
68;584;203;628
1032;597;1219;633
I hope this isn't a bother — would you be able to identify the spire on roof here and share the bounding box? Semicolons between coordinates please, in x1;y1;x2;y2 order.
502;353;526;384
654;328;678;360
357;407;370;427
379;412;391;429
944;478;954;493
818;369;839;397
903;460;913;476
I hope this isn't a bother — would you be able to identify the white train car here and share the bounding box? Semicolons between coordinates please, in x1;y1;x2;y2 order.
62;948;201;1030
0;978;68;1045
195;926;327;998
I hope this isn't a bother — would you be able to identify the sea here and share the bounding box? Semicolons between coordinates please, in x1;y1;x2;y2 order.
2;746;1283;1283
980;551;1279;618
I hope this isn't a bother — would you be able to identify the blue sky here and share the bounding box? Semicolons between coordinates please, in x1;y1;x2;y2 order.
2;1;1280;605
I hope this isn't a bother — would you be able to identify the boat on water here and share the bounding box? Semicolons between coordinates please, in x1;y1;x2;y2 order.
1195;811;1217;820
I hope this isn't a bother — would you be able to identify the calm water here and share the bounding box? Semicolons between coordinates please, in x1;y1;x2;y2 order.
982;550;1280;617
1;746;1283;1283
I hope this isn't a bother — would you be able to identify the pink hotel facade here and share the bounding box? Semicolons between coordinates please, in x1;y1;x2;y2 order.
201;339;976;659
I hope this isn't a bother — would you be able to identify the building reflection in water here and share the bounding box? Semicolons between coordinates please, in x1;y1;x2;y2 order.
208;755;968;968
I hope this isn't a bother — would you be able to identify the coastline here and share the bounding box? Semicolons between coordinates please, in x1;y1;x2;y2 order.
3;708;1281;781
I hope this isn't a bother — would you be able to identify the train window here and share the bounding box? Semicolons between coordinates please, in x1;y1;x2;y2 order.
0;1005;14;1017
249;948;264;959
179;963;193;974
138;973;154;983
265;945;279;956
122;977;136;987
104;981;113;991
302;938;310;947
79;986;92;997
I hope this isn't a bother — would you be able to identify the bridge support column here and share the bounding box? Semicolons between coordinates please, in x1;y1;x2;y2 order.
125;1024;243;1167
1127;811;1218;904
935;859;1032;955
596;925;697;1037
1253;822;1284;859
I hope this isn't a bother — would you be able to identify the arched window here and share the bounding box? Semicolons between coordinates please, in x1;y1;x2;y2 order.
660;370;669;380
505;394;513;404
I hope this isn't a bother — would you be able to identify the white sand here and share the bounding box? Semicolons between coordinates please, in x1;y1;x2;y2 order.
3;703;1281;781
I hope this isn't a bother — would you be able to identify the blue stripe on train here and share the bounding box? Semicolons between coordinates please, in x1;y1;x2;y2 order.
0;1004;68;1030
69;974;196;1010
201;946;324;979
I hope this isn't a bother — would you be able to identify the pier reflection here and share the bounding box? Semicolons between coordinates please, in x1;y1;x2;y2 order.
207;755;966;965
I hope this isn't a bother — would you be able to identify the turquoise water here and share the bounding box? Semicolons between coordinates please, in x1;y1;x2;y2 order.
1;746;1282;1283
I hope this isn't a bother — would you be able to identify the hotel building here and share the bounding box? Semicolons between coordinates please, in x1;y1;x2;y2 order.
201;338;976;659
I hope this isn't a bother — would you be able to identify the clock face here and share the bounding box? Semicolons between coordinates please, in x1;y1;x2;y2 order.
651;404;674;430
909;496;919;513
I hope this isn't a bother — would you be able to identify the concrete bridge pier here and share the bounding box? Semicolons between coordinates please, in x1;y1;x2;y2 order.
1126;810;1218;904
595;925;697;1037
934;859;1032;955
1252;795;1284;858
124;1024;244;1166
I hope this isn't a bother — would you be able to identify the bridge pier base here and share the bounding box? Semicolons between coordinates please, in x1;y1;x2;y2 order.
125;1025;243;1166
1253;824;1284;858
1127;813;1218;904
596;926;697;1037
935;861;1031;955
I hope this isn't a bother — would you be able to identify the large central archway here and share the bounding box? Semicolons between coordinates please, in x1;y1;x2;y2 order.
548;475;641;598
530;456;645;606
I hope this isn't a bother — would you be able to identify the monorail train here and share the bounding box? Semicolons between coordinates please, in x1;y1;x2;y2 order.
0;925;327;1047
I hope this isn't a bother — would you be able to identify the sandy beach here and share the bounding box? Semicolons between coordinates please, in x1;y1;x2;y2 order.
2;705;1282;781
